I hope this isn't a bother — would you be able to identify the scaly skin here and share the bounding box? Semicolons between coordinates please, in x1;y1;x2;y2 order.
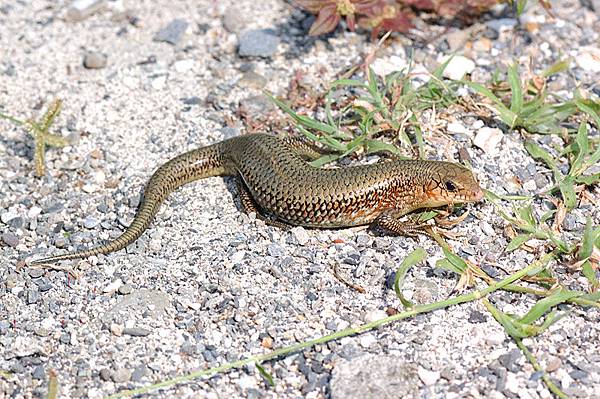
30;133;483;265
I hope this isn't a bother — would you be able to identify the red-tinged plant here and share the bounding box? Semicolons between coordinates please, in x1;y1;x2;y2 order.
296;0;511;38
357;1;414;40
295;0;380;35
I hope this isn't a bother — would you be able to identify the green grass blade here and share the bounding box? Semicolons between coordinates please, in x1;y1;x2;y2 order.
558;175;577;210
508;63;523;114
393;248;427;308
255;363;275;387
519;289;581;325
570;120;589;176
506;234;533;252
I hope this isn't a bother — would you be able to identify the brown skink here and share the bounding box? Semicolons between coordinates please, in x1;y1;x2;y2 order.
30;133;483;265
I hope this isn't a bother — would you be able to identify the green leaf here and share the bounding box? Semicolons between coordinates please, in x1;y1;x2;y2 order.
570;120;589;176
506;234;533;252
364;139;401;155
442;247;469;273
575;98;600;129
524;141;558;176
508;63;523;114
580;218;599;289
519;289;580;325
435;258;463;275
255;363;275;387
462;81;517;128
393;248;427;308
576;172;600;186
558;175;577;210
542;58;571;77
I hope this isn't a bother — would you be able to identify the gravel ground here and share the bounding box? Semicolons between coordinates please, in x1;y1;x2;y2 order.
1;1;599;398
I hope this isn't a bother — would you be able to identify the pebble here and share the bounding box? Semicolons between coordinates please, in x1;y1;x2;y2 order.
546;356;561;372
417;366;441;386
154;19;189;45
2;232;19;247
222;7;248;33
237;71;268;89
122;327;151;337
83;52;107;69
358;334;377;348
575;46;600;73
361;309;387;323
473;127;503;155
370;55;407;77
291;227;310;245
499;348;522;372
447;121;468;134
486;331;506;345
230;250;246;264
111;368;132;383
65;0;105;22
1;211;19;224
83;217;99;229
238;29;280;57
441;55;475;80
173;59;195;73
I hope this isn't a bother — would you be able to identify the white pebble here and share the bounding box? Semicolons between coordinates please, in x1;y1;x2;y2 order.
418;366;440;386
441;55;475;80
473;127;503;155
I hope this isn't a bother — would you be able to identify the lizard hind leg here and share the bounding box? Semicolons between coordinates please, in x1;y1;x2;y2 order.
235;177;291;230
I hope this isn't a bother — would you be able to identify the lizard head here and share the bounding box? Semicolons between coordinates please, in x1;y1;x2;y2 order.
419;161;484;208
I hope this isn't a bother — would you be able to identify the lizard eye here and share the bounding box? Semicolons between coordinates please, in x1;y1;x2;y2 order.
445;181;458;192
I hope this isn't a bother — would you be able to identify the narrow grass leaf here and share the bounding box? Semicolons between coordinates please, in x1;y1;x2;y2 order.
524;141;558;174
442;247;469;273
575;98;600;129
506;234;533;252
580;218;599;289
255;363;275;387
576;173;600;185
462;80;517;127
364;139;401;155
519;289;580;325
435;258;463;275
558;176;577;210
508;63;523;113
542;58;571;77
393;248;427;308
570;120;589;176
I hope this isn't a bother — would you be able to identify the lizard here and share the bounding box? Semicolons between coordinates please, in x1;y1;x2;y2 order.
30;133;484;265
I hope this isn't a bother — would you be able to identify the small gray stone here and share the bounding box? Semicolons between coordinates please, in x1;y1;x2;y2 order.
237;71;268;89
267;243;284;257
238;29;280;57
118;284;133;295
28;269;44;278
154;19;189;45
131;365;149;382
7;216;23;229
129;194;141;209
32;365;45;380
182;96;201;105
291;227;310;246
99;368;112;381
83;52;107;69
499;348;522;372
223;7;247;33
83;217;99;229
111;368;131;383
122;327;151;337
2;232;19;247
27;289;41;304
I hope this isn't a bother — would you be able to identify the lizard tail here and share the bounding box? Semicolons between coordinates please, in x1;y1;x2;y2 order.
30;141;233;265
